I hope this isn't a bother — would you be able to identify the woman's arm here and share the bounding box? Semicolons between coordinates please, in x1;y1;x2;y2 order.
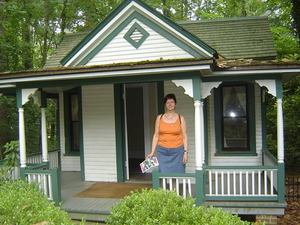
147;115;161;159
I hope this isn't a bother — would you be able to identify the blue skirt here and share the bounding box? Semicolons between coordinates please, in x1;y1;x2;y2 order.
157;145;185;173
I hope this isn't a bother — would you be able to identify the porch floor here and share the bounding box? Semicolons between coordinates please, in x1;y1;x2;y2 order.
60;171;121;222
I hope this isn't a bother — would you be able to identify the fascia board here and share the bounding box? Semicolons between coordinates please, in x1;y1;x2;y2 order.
211;69;300;76
0;65;211;85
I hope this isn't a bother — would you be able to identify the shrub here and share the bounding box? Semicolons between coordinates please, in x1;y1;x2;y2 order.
106;189;254;225
0;180;79;224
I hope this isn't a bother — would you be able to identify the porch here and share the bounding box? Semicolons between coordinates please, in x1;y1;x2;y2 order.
60;171;119;222
2;148;286;219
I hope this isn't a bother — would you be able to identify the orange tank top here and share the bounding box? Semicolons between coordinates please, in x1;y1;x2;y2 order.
157;115;183;148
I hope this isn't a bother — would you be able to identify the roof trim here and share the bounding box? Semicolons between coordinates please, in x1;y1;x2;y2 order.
0;65;212;85
61;0;217;66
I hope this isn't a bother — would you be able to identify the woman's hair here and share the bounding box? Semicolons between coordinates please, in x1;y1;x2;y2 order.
164;93;177;104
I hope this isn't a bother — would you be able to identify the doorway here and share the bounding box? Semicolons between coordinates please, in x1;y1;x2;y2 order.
124;83;152;182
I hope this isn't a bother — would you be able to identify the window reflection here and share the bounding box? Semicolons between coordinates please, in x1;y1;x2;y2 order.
222;86;248;150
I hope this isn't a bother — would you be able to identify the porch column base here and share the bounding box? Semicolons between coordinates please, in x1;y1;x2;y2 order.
256;215;278;225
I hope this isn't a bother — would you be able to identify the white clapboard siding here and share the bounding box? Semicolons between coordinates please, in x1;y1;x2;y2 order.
209;83;263;166
59;93;81;171
86;19;193;66
164;81;195;173
82;85;117;182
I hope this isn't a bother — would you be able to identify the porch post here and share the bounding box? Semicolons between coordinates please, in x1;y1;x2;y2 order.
18;107;26;168
193;76;205;206
41;107;49;163
194;100;203;170
277;98;284;163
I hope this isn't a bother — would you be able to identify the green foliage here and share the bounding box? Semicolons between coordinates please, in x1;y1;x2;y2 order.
266;76;300;174
0;95;18;160
0;141;19;181
106;189;253;225
0;179;80;224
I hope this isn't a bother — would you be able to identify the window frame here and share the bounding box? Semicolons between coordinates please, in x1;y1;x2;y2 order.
214;82;257;156
64;87;82;156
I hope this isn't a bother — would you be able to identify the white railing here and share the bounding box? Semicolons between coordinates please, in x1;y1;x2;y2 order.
160;177;195;198
206;168;278;197
27;173;54;201
27;150;60;169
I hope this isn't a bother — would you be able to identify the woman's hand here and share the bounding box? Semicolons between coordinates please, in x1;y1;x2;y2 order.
147;153;154;159
182;152;188;164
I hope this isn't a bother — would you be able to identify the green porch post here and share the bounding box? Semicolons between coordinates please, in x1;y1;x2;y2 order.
193;76;205;206
152;168;160;189
195;169;204;206
277;162;285;203
51;167;61;206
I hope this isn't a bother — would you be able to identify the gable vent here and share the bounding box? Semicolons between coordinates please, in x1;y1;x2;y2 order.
124;22;150;49
130;29;143;42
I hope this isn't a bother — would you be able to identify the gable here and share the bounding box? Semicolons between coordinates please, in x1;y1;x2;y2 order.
61;0;216;67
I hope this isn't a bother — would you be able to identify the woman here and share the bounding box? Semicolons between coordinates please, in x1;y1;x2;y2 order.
147;93;188;173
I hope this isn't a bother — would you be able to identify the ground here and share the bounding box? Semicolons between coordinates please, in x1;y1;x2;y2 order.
277;175;300;224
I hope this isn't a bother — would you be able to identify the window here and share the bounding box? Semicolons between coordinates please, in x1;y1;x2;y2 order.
64;87;81;155
214;83;256;155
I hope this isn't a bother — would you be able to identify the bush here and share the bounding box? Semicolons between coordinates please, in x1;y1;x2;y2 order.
106;189;254;225
0;180;79;224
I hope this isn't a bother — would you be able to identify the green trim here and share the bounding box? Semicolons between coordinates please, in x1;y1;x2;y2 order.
41;91;47;108
77;12;205;66
204;165;278;170
214;152;258;156
203;74;280;82
114;84;125;182
262;149;277;165
192;76;201;101
277;162;285;203
261;87;267;150
195;169;204;206
205;196;278;201
214;82;256;155
209;203;286;208
16;88;23;108
17;71;200;89
61;0;216;65
123;22;150;49
63;87;81;156
204;98;209;166
152;168;160;189
157;81;164;114
19;167;62;206
276;78;283;99
78;87;85;181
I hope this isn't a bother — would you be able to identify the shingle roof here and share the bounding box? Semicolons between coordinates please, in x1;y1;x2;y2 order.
178;17;277;60
43;31;89;68
44;16;277;69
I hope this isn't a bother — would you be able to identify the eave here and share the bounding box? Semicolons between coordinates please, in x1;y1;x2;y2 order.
0;58;300;88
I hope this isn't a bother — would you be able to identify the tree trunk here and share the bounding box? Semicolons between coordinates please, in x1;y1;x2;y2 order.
292;0;300;44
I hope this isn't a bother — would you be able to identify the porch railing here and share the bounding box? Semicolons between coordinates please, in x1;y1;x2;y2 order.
152;150;283;205
0;149;60;180
204;166;278;201
152;169;196;198
20;166;61;206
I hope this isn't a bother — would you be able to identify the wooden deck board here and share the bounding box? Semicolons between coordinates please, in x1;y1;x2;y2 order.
60;172;120;214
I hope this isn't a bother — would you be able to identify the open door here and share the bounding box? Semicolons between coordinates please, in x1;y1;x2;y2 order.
124;83;151;181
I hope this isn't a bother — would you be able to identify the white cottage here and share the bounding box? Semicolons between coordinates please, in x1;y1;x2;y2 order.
1;0;300;223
